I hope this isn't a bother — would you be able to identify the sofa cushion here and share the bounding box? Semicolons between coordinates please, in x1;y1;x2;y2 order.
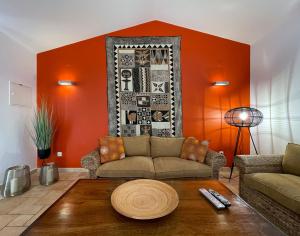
282;143;300;176
180;137;208;163
244;173;300;214
151;136;185;158
99;136;125;164
96;156;155;178
154;157;212;179
122;135;150;157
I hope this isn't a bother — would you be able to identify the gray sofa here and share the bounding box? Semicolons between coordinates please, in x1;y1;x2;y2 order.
81;136;226;180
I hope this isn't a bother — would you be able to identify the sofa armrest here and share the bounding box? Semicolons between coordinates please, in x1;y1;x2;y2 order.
81;149;101;179
235;154;283;176
205;149;227;179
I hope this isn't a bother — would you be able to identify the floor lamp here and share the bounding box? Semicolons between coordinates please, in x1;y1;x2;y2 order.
224;107;263;180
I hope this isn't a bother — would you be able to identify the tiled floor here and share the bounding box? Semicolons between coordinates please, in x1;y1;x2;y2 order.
0;171;89;235
0;168;239;235
219;167;240;194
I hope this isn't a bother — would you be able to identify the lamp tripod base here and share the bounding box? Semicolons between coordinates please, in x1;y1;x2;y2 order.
227;127;258;180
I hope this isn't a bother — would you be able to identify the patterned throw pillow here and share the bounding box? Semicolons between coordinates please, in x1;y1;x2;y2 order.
99;136;125;164
180;137;209;163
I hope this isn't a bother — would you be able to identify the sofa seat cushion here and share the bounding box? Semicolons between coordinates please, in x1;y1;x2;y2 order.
154;157;212;179
244;173;300;214
96;156;155;179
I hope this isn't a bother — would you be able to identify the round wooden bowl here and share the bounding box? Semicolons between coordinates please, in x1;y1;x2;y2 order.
111;179;179;220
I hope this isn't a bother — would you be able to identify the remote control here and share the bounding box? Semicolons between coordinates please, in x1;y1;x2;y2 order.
208;189;231;207
199;188;225;210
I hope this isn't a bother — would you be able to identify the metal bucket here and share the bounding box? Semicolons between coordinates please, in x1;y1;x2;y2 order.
39;162;59;186
1;165;31;198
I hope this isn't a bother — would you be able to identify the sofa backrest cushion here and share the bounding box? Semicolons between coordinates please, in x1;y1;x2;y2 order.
150;136;185;158
283;143;300;176
122;135;150;157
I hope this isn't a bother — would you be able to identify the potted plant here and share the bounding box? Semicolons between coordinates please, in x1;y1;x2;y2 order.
31;100;55;164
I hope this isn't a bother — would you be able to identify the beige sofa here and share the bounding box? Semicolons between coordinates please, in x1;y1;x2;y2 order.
235;143;300;235
81;136;226;179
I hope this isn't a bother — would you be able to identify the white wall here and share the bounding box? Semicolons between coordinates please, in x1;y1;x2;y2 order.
251;4;300;154
0;32;36;183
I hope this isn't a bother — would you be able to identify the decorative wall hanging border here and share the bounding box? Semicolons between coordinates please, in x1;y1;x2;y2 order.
106;36;182;137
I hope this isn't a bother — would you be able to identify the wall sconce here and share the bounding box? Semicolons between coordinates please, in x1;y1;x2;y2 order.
57;80;75;86
212;81;230;86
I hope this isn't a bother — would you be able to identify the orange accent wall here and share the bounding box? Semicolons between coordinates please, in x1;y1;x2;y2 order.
37;20;250;167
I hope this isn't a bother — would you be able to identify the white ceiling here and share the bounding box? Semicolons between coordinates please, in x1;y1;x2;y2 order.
0;0;299;53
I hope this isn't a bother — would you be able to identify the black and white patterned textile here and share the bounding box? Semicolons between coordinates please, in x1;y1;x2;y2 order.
106;37;182;137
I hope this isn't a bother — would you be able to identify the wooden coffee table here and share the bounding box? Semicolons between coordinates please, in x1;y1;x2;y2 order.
23;179;283;235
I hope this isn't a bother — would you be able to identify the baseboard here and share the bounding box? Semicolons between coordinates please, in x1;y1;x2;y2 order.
58;168;88;173
36;167;88;174
31;168;38;174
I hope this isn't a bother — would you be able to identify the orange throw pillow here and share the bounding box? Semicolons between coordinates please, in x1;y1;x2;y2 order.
99;136;125;164
180;137;209;163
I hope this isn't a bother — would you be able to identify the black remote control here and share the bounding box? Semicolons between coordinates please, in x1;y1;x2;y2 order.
208;189;231;207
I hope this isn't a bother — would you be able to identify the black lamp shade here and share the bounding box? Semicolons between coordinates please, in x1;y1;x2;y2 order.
224;107;263;127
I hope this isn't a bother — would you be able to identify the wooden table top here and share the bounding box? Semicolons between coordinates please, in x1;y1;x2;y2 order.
23;179;283;236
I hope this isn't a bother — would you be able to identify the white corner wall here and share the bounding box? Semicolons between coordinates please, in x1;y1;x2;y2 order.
0;32;36;183
250;5;300;154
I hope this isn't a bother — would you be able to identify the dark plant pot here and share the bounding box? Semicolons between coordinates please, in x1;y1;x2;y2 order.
37;148;51;160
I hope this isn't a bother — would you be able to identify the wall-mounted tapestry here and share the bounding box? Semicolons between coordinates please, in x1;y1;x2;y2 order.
106;36;182;137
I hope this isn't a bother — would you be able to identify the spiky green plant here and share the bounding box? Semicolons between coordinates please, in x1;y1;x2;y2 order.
31;100;55;150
